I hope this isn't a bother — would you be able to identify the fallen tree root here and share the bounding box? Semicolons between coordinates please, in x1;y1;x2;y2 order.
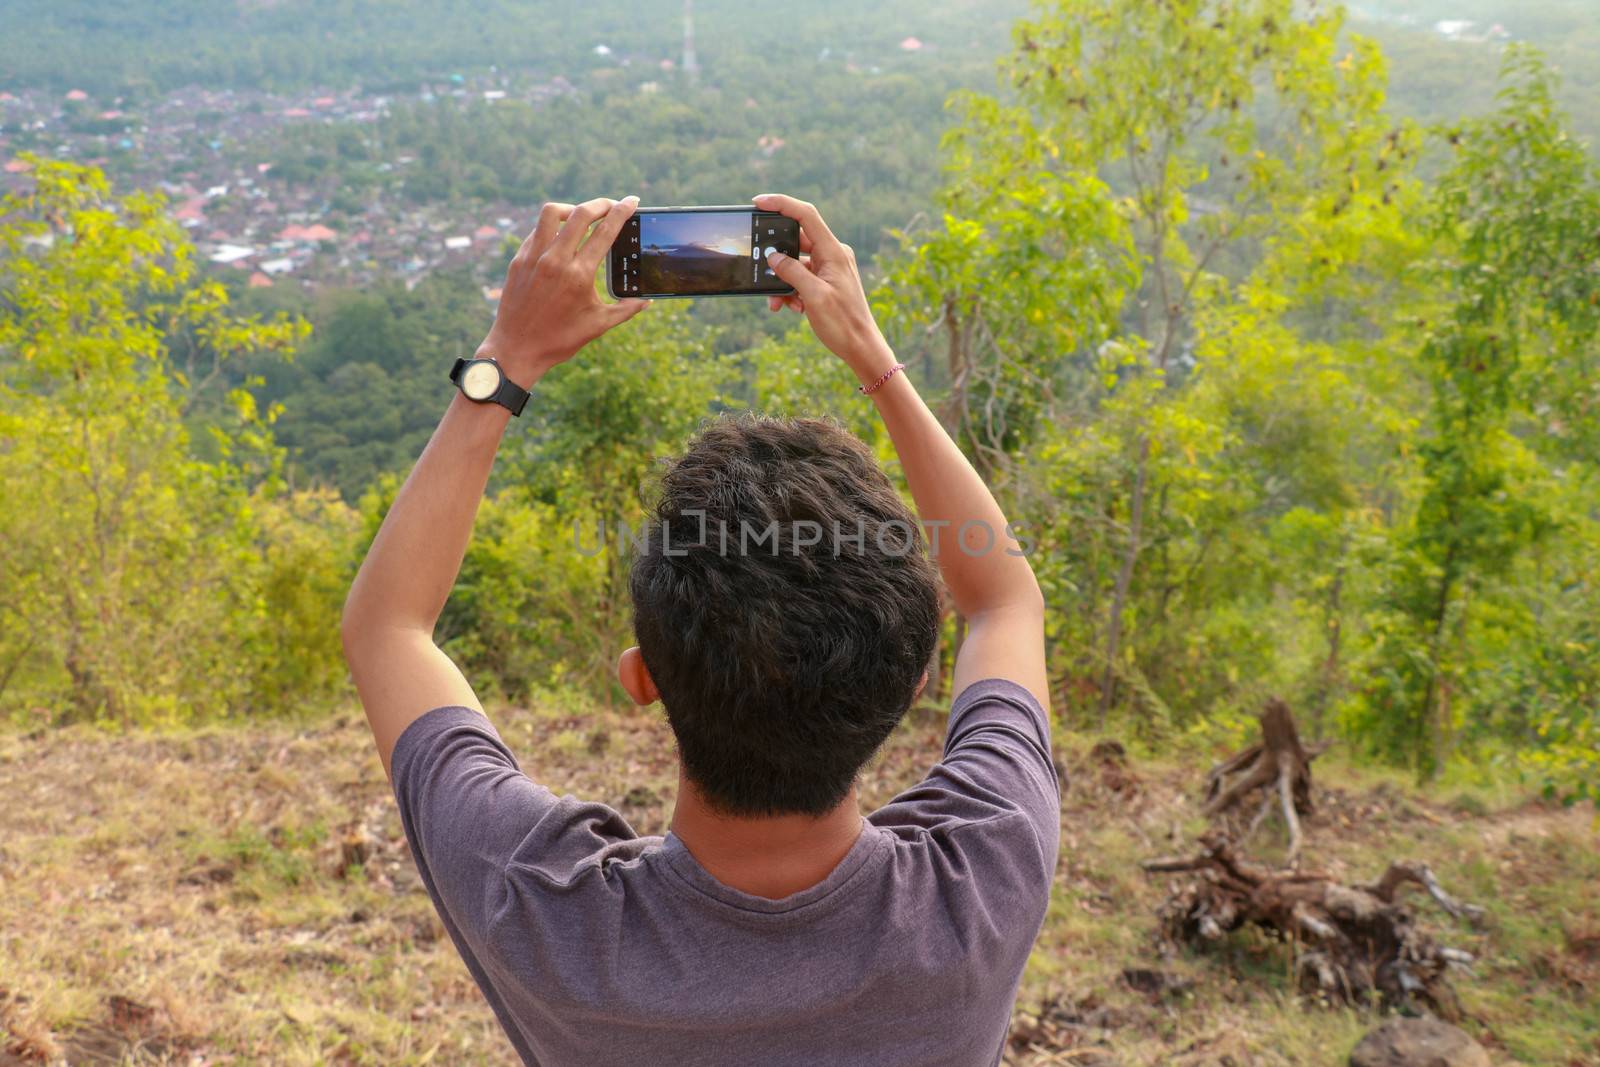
1142;833;1483;1020
1202;698;1328;862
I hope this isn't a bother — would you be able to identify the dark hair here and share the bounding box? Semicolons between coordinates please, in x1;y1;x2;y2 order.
630;413;941;817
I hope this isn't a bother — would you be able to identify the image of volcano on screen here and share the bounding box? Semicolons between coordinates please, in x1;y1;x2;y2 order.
639;211;754;294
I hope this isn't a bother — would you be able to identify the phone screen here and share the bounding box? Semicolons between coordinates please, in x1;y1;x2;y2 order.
609;208;800;298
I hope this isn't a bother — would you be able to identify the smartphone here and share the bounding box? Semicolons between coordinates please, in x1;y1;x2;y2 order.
607;206;801;299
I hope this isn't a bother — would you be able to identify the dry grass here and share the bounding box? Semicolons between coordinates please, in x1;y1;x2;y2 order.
1015;734;1600;1067
1;701;1596;1066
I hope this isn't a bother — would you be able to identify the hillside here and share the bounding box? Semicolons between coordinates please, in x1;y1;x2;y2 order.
2;704;1596;1065
0;0;1020;93
1350;0;1600;146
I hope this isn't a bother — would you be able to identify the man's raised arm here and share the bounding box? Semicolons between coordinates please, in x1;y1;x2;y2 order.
340;196;646;775
755;194;1049;710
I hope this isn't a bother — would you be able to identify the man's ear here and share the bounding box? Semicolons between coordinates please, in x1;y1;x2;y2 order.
915;669;930;701
618;646;660;706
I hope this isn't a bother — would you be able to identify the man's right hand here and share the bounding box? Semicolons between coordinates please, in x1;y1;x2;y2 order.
752;193;897;384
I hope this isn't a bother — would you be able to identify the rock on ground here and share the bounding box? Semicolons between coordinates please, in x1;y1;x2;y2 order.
1349;1018;1490;1067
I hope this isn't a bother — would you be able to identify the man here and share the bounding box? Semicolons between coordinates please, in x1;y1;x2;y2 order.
341;193;1059;1066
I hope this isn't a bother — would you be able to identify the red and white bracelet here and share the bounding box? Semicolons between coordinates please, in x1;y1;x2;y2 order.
859;362;906;395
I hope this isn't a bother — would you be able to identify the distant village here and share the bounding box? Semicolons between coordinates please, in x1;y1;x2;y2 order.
0;73;587;300
0;12;953;303
0;27;939;303
1347;6;1514;45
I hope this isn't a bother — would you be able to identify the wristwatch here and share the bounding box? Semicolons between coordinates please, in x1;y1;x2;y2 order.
449;356;529;416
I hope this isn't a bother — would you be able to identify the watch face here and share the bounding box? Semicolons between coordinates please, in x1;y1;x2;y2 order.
460;360;501;401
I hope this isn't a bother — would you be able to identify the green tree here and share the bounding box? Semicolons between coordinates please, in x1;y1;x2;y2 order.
886;0;1413;728
0;158;332;723
1350;50;1600;775
244;271;495;500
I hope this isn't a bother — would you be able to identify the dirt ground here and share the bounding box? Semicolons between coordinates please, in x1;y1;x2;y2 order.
2;700;1596;1066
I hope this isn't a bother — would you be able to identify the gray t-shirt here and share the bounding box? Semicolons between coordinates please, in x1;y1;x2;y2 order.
392;678;1060;1066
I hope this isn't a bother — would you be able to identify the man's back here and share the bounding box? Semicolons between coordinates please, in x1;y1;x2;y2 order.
394;679;1059;1067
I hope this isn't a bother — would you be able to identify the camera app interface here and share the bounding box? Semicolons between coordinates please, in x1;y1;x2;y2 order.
613;210;798;296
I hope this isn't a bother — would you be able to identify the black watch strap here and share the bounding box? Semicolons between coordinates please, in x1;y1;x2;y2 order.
493;374;530;417
449;357;529;417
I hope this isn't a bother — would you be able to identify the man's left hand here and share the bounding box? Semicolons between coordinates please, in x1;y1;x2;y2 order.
477;196;648;386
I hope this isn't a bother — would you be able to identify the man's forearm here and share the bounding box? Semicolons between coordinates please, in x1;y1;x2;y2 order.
755;193;1047;702
342;392;515;640
342;197;644;772
854;342;1042;620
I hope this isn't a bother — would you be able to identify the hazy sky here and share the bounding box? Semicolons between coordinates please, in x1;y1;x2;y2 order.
642;211;749;256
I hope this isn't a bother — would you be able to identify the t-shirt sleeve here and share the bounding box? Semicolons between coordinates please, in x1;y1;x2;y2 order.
390;707;643;1067
390;706;637;945
871;678;1062;879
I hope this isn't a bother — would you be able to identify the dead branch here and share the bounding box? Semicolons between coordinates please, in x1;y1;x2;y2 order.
1143;833;1480;1020
1368;861;1487;926
1277;762;1303;862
